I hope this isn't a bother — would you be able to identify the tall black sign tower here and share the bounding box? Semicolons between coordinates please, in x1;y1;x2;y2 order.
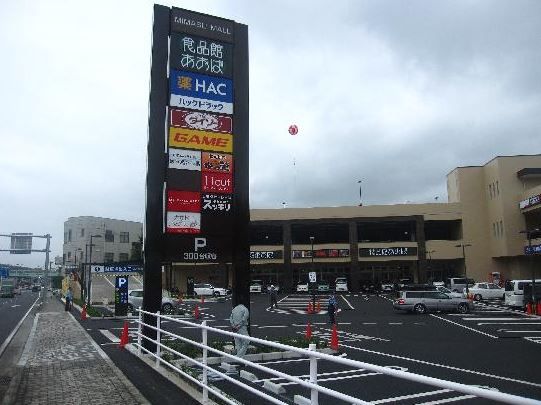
143;5;249;350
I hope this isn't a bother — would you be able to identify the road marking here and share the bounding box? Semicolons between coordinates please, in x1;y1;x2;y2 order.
497;330;541;333
0;294;41;359
100;329;121;342
257;325;287;329
388;322;403;325
11;304;21;308
430;314;498;339
479;322;541;325
317;327;391;342
363;322;377;325
463;318;537;321
340;294;355;310
371;389;452;404
340;344;541;388
416;395;476;404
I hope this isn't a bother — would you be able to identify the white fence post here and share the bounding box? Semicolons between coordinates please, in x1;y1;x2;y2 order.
202;320;208;404
309;343;318;405
155;311;161;368
137;306;142;356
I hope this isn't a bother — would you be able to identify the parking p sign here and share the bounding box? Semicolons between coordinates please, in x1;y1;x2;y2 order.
115;276;129;316
309;272;317;283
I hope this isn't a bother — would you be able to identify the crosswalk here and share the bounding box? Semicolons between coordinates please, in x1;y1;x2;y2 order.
268;294;330;315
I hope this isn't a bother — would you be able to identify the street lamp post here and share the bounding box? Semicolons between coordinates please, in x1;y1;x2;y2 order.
310;236;316;310
87;234;102;306
358;180;362;206
455;244;472;294
520;228;540;307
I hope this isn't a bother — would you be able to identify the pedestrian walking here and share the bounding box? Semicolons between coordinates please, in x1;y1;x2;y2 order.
327;294;337;325
229;302;250;362
269;285;278;308
65;287;73;312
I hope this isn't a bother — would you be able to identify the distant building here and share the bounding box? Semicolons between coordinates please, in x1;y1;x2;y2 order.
62;216;142;269
167;154;541;292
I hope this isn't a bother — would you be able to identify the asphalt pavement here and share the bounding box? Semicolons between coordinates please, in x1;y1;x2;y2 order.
0;289;40;354
80;292;541;404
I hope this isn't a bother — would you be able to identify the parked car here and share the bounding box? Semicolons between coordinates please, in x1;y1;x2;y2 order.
435;285;462;298
194;283;215;296
380;282;394;293
465;282;504;301
13;286;22;295
393;290;472;314
446;277;475;293
127;289;177;313
0;285;15;298
265;284;280;293
296;282;308;293
250;280;263;293
212;286;231;296
317;282;330;292
31;285;41;292
334;278;348;292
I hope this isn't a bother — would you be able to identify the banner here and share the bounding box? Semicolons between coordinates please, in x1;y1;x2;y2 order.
169;148;201;171
169;127;233;153
170;109;232;133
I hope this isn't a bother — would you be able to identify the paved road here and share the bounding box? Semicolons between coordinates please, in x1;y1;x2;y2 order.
0;289;40;350
88;292;541;404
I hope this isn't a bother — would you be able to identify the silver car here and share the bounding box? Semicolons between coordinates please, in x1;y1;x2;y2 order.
393;290;472;314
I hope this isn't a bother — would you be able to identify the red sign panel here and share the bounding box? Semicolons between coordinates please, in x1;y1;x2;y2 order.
167;190;200;212
202;172;233;194
170;109;232;134
202;152;233;174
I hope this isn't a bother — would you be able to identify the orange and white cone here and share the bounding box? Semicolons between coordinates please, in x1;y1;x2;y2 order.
329;324;339;351
194;304;200;319
81;304;87;321
305;322;312;340
119;321;129;349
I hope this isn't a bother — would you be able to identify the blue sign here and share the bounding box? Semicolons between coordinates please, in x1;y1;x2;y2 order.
525;244;541;255
92;265;142;274
170;70;233;103
115;276;129;316
0;267;9;278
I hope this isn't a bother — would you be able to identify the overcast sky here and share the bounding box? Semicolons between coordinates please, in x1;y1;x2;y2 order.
1;0;540;267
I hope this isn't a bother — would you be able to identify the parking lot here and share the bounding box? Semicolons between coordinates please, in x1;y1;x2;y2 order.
87;291;541;404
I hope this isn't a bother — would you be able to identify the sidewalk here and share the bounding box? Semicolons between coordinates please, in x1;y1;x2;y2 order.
2;295;149;405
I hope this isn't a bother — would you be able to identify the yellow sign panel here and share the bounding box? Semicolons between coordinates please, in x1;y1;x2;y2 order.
169;127;233;153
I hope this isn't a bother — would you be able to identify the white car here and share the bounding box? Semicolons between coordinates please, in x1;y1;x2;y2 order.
250;280;263;293
266;284;280;293
436;286;463;298
296;282;308;293
127;289;177;312
465;282;505;301
194;283;215;296
335;278;348;292
213;286;231;296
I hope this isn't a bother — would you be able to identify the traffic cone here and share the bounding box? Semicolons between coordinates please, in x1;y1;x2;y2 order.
119;321;129;349
316;300;321;313
305;322;312;340
194;304;200;319
329;324;339;351
526;302;532;314
81;304;87;321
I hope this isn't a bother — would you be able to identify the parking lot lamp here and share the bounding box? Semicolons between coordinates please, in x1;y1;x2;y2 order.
520;228;540;306
87;234;102;306
358;180;362;206
310;236;315;309
455;244;472;294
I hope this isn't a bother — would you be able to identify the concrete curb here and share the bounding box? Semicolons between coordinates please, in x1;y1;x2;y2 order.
263;380;286;394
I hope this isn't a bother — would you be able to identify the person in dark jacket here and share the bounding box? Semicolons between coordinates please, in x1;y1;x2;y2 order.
327;294;337;324
269;285;278;308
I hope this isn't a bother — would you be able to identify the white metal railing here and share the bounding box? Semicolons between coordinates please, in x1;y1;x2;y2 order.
133;308;541;405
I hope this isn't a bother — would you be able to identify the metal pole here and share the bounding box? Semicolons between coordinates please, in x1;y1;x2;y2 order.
88;236;93;306
462;245;469;294
202;320;208;404
137;307;142;356
358;180;362;206
155;311;161;368
309;343;318;405
310;237;315;310
528;232;536;307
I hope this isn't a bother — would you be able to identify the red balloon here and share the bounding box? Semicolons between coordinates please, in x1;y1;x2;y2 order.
288;124;298;135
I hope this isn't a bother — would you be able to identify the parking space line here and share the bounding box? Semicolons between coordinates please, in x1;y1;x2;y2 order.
430;314;498;339
340;344;541;388
99;329;120;343
479;322;541;325
371;389;452;404
416;395;476;404
464;317;536;321
340;294;355;310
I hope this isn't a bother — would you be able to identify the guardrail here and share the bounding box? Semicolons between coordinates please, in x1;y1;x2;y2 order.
133;308;541;405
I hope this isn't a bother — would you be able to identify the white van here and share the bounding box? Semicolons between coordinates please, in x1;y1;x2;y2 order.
445;277;475;293
335;277;348;292
504;279;541;308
